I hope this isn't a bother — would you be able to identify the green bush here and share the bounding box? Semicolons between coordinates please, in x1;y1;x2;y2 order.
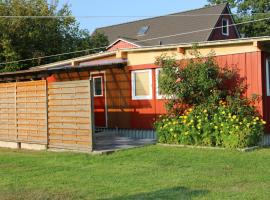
156;101;265;148
155;52;265;148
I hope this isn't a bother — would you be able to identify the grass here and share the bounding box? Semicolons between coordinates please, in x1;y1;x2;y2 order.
1;145;270;200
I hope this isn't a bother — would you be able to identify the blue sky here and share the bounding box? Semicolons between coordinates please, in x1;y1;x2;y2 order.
58;0;208;33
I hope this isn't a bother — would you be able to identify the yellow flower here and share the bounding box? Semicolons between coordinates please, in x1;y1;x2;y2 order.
170;128;173;132
214;126;218;129
232;115;237;119
184;131;189;136
188;108;193;112
174;134;177;138
221;111;225;115
262;121;267;125
255;117;259;121
221;123;224;127
203;109;207;113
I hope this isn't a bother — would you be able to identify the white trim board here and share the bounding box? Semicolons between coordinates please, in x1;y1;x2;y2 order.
107;38;141;50
90;71;108;128
93;76;104;97
131;69;153;100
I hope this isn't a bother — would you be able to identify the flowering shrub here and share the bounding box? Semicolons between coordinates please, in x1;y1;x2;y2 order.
155;52;265;148
156;101;265;148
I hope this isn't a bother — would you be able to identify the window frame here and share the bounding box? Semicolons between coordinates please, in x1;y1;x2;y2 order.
131;69;153;100
266;59;270;96
155;68;164;99
222;18;229;36
93;76;103;97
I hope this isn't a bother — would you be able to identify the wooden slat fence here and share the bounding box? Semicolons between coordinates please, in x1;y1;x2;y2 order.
0;83;17;141
16;81;47;144
0;81;47;144
48;80;93;151
0;80;93;152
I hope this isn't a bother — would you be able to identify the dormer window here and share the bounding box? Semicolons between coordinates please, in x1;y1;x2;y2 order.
222;18;229;36
137;26;149;36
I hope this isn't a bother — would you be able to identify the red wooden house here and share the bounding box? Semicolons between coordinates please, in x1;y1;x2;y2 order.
1;4;270;150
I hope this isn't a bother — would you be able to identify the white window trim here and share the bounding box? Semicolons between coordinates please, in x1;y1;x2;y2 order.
222;18;229;36
93;76;103;97
131;69;153;100
156;68;164;99
266;59;270;96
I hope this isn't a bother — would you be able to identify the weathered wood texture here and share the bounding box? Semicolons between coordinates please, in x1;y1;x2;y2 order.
48;80;93;151
16;81;47;144
0;83;17;141
0;81;47;144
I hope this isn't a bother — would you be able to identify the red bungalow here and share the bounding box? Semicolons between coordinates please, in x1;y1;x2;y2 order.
1;4;270;151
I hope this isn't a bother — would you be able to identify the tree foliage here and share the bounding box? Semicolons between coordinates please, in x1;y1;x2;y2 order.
0;0;109;71
207;0;270;37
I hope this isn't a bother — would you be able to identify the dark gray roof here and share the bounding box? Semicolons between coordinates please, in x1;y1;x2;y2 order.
95;4;229;46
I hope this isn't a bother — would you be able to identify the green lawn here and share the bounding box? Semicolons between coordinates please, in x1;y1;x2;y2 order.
1;145;270;200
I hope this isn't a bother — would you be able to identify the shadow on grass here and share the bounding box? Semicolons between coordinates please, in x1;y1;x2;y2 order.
102;186;209;200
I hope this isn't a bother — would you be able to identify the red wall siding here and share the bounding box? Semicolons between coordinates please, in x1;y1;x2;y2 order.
208;7;239;41
127;51;263;130
108;40;137;51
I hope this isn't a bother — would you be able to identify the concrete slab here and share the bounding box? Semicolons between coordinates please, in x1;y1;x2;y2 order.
0;141;18;149
21;143;47;151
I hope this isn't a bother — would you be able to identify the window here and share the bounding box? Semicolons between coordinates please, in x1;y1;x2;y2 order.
131;70;152;100
137;26;149;36
93;76;103;96
266;59;270;96
222;18;229;36
156;68;164;99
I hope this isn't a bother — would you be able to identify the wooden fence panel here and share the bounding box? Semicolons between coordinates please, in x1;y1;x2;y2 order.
16;81;47;144
48;80;93;151
0;83;16;141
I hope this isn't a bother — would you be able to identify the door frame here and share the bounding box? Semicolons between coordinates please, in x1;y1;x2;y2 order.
90;71;108;128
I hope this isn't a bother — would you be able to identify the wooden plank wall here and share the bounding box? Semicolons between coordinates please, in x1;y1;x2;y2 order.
0;81;47;144
0;83;17;141
48;80;93;151
16;81;47;144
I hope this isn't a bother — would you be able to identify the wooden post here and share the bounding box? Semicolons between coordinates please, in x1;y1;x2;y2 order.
45;79;49;149
89;78;95;151
15;81;18;143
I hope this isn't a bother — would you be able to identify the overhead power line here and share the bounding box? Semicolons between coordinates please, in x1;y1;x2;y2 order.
0;46;108;65
137;16;270;43
0;13;269;19
0;16;269;66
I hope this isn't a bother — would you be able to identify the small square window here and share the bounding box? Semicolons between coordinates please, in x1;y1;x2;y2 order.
266;59;270;96
222;18;229;36
131;70;152;100
93;76;103;97
137;26;149;36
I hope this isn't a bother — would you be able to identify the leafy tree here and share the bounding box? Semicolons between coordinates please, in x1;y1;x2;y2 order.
207;0;270;37
0;0;109;71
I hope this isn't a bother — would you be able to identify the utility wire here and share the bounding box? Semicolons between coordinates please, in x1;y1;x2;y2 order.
0;16;269;66
137;16;270;43
0;46;108;65
0;13;269;19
